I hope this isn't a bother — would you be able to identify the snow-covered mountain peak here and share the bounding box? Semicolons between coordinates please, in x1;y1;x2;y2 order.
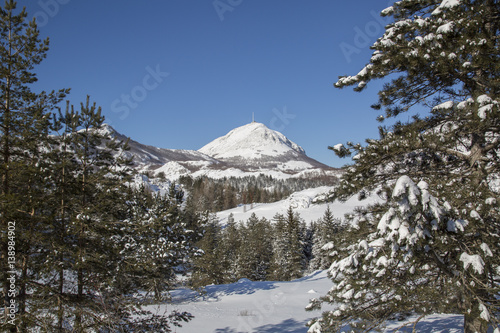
198;122;306;160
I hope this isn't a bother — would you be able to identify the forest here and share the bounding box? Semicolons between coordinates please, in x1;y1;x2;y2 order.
1;0;499;332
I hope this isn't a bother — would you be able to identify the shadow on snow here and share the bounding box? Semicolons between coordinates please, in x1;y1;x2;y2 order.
214;318;308;333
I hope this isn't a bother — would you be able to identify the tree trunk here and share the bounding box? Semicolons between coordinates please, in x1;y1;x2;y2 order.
464;315;488;333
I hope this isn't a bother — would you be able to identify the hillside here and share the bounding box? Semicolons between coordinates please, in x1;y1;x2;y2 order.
105;122;339;181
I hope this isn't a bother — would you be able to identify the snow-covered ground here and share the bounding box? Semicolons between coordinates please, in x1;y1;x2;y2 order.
136;183;467;332
216;186;381;225
151;270;463;333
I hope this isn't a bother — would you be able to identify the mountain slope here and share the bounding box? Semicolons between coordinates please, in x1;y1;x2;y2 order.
105;122;338;180
199;122;305;159
102;124;219;171
198;122;332;172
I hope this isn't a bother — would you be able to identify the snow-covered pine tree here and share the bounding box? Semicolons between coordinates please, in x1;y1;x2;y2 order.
122;184;202;302
270;207;305;281
237;213;273;281
307;176;478;331
310;0;499;332
309;206;342;271
191;213;225;287
218;213;242;283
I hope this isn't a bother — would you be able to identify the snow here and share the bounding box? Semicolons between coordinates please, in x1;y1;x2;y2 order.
475;94;498;120
277;160;315;171
216;186;381;226
479;302;490;321
151;269;464;332
156;270;334;333
380;6;394;16
432;0;462;15
153;161;190;178
331;143;344;151
199;122;305;160
433;101;454;111
436;22;454;34
459;253;485;274
485;197;497;205
480;243;493;257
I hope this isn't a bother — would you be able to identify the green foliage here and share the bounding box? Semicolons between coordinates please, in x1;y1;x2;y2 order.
191;213;224;288
237;213;273;281
0;2;198;331
178;174;338;212
313;0;500;332
309;206;343;271
270;207;305;281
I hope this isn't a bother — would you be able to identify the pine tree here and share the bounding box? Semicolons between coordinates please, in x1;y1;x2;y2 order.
309;206;342;271
310;1;500;332
270;207;304;281
191;213;225;287
0;1;68;330
308;177;473;331
237;213;272;281
219;213;241;283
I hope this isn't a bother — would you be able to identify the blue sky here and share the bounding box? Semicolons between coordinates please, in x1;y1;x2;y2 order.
21;0;394;168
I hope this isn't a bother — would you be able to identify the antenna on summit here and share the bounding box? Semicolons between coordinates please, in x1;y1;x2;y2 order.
252;112;255;123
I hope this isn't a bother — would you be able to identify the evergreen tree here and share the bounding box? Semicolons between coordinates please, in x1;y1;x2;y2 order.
270;207;304;281
191;214;224;287
0;1;68;330
123;184;202;302
0;2;198;331
310;1;500;332
237;214;272;281
309;206;342;271
219;213;241;283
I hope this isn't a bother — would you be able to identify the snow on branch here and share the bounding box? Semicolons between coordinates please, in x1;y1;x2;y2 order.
459;252;485;275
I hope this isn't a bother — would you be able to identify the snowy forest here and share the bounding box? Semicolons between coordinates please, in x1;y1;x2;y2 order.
1;0;499;332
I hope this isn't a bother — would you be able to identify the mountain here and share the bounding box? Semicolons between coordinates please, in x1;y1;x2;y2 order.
199;122;305;160
198;122;329;171
106;122;339;180
101;123;218;168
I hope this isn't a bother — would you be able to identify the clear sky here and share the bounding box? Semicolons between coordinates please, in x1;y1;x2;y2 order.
20;0;395;168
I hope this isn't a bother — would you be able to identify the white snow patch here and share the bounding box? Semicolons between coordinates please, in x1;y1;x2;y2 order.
216;186;380;226
479;302;490;321
480;243;493;257
433;101;454;111
437;22;454;34
199;122;305;160
432;0;462;15
459;253;485;274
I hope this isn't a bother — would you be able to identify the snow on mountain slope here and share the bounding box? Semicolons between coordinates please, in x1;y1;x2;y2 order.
199;122;305;160
216;186;381;225
198;122;331;172
103;123;339;180
103;124;218;172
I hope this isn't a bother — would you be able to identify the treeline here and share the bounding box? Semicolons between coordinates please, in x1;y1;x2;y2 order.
190;206;344;287
174;174;338;212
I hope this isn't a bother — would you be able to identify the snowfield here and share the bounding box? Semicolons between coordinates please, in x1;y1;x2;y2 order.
152;270;463;332
216;186;381;225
